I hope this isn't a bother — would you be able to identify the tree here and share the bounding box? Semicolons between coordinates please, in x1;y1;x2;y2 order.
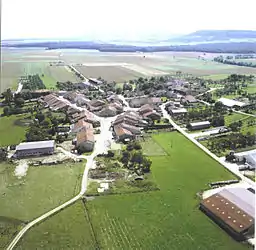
116;87;122;94
35;113;45;123
3;88;13;105
3;106;11;116
0;148;7;161
77;142;93;154
14;97;25;107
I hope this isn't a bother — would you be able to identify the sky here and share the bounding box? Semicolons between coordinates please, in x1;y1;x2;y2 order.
2;0;256;40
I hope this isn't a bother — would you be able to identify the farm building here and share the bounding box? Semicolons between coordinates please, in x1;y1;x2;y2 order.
245;151;256;169
15;140;55;158
188;121;211;130
200;188;255;241
235;150;256;169
218;98;246;108
168;108;188;116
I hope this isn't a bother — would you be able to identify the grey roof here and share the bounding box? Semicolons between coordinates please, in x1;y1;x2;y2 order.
16;140;55;151
219;188;255;218
190;121;210;127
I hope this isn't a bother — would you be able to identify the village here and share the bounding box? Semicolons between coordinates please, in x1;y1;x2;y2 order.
0;72;255;249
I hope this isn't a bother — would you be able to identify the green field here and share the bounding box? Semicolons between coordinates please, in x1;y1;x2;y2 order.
0;113;29;146
0;162;84;248
16;201;96;250
0;162;84;221
84;132;247;250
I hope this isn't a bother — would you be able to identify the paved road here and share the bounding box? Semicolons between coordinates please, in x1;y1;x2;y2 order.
69;64;104;93
195;87;223;97
160;102;255;187
15;82;23;94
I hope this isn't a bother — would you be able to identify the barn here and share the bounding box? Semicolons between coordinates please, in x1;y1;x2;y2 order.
15;140;55;158
200;188;255;241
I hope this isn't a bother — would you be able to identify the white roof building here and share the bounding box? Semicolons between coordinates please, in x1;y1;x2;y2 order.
218;98;246;108
16;140;55;151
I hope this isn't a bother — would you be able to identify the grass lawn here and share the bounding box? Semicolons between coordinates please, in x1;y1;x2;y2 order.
224;113;249;126
141;137;167;156
86;132;248;250
0;161;84;248
0;162;84;221
241;117;256;134
15;201;96;250
0;113;29;146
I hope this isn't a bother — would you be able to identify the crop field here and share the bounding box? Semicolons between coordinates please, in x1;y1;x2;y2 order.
0;112;30;146
2;48;256;93
74;65;144;82
16;201;96;250
85;132;247;250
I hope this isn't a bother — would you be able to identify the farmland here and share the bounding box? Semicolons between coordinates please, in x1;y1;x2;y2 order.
15;201;96;250
74;65;143;82
84;132;247;250
2;48;256;93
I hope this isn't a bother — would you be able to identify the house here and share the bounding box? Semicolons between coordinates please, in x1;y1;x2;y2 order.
98;106;117;117
188;121;211;130
76;129;95;152
120;123;141;135
89;99;105;107
72;119;93;133
200;188;255;241
169;108;188;116
181;95;197;104
149;97;162;105
143;111;162;121
15;140;55;158
74;94;90;107
109;102;123;113
113;125;135;142
139;104;154;115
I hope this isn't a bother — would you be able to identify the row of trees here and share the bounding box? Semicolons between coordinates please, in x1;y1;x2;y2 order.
206;132;255;155
214;56;256;68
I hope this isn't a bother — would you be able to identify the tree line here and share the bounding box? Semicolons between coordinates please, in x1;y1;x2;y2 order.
214;56;256;68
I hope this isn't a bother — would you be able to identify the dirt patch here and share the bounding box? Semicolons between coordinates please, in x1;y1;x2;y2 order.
14;160;29;179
